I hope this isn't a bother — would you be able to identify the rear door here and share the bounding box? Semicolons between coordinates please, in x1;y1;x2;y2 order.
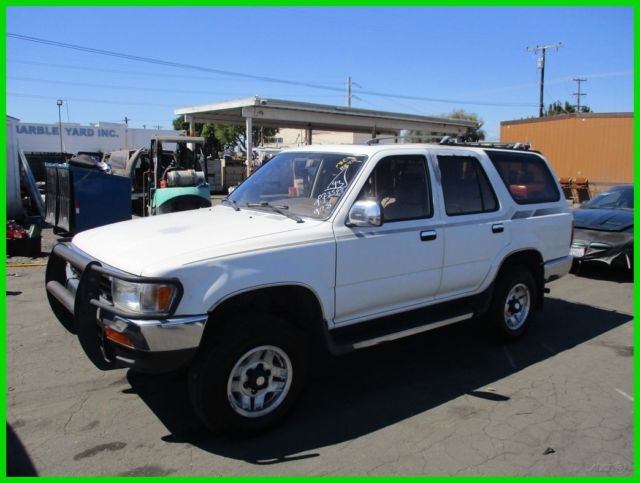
433;150;511;298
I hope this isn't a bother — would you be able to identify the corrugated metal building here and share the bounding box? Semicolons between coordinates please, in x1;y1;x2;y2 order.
500;113;633;192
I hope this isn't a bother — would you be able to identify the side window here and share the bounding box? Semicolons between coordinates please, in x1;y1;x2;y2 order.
357;155;432;222
485;150;560;204
438;155;498;216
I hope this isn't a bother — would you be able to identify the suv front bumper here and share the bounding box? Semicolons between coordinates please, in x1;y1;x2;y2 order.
45;240;206;373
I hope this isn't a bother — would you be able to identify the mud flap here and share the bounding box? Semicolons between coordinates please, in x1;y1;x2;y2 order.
73;261;120;371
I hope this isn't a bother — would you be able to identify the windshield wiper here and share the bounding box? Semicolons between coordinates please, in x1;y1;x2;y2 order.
222;198;240;211
246;202;304;223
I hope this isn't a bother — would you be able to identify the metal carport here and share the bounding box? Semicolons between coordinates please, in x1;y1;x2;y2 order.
175;97;477;166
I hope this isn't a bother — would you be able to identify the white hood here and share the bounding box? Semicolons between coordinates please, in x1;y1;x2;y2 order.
72;205;327;276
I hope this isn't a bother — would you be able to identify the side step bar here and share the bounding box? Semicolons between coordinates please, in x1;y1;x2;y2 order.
351;313;473;350
322;293;488;356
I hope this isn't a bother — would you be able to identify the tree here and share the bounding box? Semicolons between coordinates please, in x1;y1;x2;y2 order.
172;116;222;157
173;116;188;131
172;116;278;157
446;109;486;141
404;109;485;143
545;101;592;116
213;125;279;155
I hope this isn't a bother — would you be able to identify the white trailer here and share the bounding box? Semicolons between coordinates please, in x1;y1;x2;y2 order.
7;115;23;219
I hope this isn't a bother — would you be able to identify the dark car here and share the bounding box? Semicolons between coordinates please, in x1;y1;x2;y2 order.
571;184;633;270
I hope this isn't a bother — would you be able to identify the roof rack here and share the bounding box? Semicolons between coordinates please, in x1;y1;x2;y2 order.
438;136;531;151
365;135;531;151
365;135;439;145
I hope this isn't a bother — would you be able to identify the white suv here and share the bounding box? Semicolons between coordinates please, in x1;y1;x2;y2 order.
46;142;573;436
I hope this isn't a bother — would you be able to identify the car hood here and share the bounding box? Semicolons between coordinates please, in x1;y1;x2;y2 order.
72;205;327;276
572;207;633;232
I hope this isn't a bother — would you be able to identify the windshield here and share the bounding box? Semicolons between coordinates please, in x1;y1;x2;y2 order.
229;152;367;220
582;186;633;210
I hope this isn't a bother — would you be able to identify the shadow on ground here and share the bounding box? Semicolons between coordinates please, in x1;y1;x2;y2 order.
7;423;38;476
126;297;632;465
570;262;633;284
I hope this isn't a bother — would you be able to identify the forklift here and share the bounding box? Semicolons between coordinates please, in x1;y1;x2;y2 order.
142;136;211;216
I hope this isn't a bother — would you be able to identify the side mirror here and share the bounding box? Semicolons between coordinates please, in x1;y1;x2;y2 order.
347;200;383;227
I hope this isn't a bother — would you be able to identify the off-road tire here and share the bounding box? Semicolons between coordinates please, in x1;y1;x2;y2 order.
188;314;308;437
488;267;537;341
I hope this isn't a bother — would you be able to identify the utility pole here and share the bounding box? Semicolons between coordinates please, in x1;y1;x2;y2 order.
123;116;129;149
154;125;162;130
526;43;562;117
56;99;64;163
573;77;587;112
346;77;362;108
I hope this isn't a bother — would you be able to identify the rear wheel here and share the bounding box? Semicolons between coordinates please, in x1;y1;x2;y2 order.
188;315;308;437
488;267;537;341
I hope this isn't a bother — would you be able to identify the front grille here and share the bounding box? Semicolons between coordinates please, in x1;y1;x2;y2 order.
65;261;113;303
99;276;113;303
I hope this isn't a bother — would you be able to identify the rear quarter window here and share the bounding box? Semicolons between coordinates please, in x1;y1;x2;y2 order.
485;150;560;204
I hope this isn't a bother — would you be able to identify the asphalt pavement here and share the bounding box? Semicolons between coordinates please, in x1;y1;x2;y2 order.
6;228;634;476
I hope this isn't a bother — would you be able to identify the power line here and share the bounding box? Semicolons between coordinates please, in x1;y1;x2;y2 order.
7;92;176;108
8;76;343;100
353;88;536;108
7;32;347;93
8;32;537;109
8;75;251;97
7;59;345;86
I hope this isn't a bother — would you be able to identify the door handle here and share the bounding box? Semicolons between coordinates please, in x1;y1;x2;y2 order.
492;224;504;234
420;230;437;241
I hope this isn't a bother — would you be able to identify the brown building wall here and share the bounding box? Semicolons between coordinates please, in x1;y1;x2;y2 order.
500;113;633;189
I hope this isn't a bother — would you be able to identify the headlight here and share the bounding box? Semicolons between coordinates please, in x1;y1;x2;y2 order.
111;279;178;315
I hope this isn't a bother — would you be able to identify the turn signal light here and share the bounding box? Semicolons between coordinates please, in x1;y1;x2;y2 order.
155;286;173;313
104;327;133;348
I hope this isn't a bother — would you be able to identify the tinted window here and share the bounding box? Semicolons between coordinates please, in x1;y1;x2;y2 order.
357;155;432;222
438;155;498;216
485;150;560;204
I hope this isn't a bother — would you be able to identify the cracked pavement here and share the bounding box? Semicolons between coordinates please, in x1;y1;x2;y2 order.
6;229;634;476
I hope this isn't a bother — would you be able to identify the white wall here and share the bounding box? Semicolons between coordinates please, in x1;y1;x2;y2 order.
14;121;185;154
266;128;397;148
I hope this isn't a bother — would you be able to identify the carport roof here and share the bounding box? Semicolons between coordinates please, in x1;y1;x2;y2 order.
175;97;477;136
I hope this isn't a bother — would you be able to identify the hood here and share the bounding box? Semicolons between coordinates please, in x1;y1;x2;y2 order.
572;207;633;232
72;205;326;275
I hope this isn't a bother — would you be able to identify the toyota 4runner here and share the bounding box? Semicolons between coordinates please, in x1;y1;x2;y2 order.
46;142;573;436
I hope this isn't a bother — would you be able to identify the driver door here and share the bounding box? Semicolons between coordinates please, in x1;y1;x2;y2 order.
333;153;444;326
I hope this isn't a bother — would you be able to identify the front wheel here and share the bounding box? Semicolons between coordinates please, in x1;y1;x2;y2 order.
188;315;308;437
487;267;537;341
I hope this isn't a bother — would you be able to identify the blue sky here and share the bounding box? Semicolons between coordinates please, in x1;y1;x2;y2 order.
6;6;634;140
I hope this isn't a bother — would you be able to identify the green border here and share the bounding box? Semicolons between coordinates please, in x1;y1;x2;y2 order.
2;1;638;6
3;1;637;480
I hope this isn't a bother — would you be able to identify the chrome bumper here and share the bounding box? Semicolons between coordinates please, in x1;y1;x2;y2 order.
101;312;207;352
544;255;573;282
46;240;202;373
